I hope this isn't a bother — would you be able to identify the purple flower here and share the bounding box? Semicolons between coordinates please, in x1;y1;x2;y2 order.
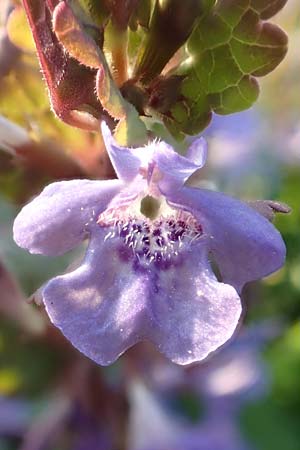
13;123;286;365
128;380;251;450
0;395;33;437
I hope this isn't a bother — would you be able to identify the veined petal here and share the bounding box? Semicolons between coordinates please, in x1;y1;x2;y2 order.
13;179;122;256
167;187;286;291
147;246;241;365
43;229;150;365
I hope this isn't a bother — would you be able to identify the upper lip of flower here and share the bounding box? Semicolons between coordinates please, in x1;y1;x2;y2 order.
12;122;286;366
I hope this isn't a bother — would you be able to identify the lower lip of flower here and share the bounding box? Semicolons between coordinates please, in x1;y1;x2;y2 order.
97;205;203;270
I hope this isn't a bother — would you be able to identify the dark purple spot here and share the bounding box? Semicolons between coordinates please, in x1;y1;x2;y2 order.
120;228;128;238
154;257;172;271
197;224;203;234
118;245;133;262
169;231;178;242
142;236;150;245
156;237;165;247
155;252;163;261
153;228;161;236
132;223;142;232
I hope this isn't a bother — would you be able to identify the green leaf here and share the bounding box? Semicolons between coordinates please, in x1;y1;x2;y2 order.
163;0;288;136
69;0;110;28
240;397;300;450
133;0;213;83
129;0;153;30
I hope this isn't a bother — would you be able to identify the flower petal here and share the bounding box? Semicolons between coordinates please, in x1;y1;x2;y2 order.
101;122;208;189
153;141;206;192
43;228;240;366
13;179;122;256
186;136;208;166
167;187;286;291
42;229;150;365
147;246;241;365
101;122;143;181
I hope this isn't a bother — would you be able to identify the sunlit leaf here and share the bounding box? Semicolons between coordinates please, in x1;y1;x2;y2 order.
162;0;288;136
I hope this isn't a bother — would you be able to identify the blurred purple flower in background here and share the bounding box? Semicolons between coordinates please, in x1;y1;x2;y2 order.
205;111;259;178
128;374;249;450
13;123;285;366
202;110;281;196
129;323;274;450
201;108;300;198
0;396;33;438
69;403;112;450
188;322;278;410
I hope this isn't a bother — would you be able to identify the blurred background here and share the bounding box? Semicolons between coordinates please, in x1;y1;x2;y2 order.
0;1;300;449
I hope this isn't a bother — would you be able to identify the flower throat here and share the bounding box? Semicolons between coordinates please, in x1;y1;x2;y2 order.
97;196;203;269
